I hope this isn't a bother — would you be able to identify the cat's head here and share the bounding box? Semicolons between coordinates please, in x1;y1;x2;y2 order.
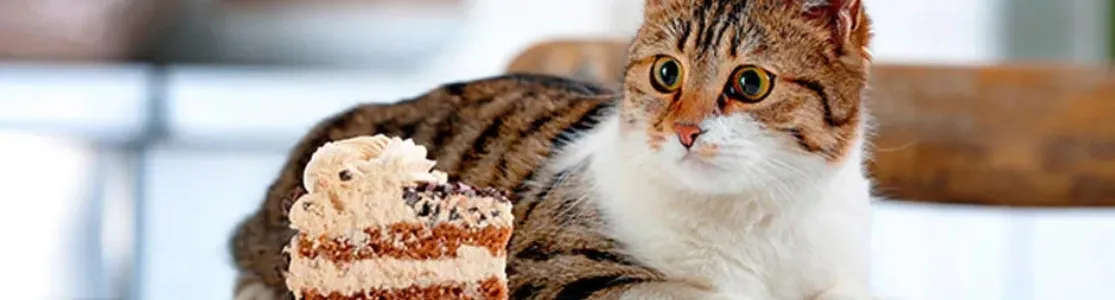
617;0;872;195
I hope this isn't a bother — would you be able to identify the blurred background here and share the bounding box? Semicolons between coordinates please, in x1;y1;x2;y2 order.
0;0;1112;299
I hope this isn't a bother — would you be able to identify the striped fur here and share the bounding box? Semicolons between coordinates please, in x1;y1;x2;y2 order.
231;0;876;299
228;74;646;299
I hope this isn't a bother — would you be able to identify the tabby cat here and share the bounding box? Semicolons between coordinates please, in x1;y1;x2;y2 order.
231;0;876;299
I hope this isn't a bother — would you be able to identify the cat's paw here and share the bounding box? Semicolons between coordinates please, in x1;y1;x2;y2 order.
234;279;280;300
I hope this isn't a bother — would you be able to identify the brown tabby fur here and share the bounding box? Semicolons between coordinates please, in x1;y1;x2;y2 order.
230;0;872;299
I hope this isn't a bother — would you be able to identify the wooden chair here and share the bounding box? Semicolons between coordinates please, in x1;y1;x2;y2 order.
505;39;1115;207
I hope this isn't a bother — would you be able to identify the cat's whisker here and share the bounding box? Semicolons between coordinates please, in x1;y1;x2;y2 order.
763;157;810;179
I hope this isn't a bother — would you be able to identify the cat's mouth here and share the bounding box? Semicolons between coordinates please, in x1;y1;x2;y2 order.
677;152;725;171
660;151;743;195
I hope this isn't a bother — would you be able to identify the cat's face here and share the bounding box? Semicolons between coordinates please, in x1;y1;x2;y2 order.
618;0;872;194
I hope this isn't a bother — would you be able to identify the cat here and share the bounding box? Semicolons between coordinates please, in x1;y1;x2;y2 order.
230;0;876;299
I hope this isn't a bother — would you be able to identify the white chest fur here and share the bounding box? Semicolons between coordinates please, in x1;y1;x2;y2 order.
563;117;875;300
600;166;872;299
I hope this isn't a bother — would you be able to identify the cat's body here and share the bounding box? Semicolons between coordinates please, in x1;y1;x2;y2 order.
232;0;877;299
230;75;626;299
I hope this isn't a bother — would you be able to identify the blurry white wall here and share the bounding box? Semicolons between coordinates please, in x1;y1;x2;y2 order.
423;0;631;82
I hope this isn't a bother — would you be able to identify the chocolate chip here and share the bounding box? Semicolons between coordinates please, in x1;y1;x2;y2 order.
491;210;500;217
448;207;461;220
474;187;500;198
338;170;353;181
403;190;419;206
417;202;432;217
431;203;442;217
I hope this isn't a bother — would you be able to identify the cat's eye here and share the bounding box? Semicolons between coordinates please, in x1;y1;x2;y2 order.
650;56;684;93
725;66;775;102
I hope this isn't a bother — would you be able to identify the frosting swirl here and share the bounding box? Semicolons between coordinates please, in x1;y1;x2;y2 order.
291;134;451;235
369;135;448;184
300;134;447;195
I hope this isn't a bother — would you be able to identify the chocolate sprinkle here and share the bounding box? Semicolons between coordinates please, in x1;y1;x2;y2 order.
417;203;433;217
405;182;510;201
448;207;461;221
431;204;442;218
403;190;419;206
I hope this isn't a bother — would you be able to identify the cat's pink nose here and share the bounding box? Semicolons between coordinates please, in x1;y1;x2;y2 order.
673;123;704;149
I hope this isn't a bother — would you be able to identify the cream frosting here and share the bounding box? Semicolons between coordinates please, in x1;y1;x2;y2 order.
376;137;449;184
290;135;453;235
301;134;447;195
286;245;506;293
289;166;424;236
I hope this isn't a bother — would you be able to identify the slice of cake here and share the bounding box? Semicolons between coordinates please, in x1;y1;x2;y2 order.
285;135;513;300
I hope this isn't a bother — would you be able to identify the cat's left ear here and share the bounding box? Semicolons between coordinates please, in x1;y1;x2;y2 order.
804;0;871;51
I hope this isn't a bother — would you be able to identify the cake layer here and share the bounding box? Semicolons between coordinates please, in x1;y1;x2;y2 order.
294;222;512;261
299;276;506;300
287;246;506;293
